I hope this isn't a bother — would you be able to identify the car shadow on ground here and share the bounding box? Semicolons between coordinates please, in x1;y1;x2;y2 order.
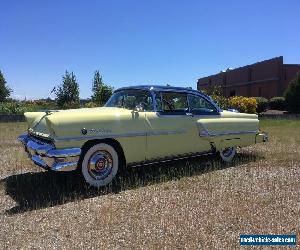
2;152;262;215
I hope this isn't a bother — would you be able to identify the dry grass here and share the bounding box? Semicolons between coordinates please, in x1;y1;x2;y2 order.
0;119;299;249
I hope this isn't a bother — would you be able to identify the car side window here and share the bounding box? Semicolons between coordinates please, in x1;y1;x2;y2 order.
106;90;154;111
188;94;218;115
157;92;188;115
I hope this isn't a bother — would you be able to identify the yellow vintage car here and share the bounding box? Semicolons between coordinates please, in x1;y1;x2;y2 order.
18;85;268;187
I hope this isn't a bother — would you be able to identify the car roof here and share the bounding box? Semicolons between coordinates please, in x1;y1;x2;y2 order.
116;85;205;96
114;85;221;111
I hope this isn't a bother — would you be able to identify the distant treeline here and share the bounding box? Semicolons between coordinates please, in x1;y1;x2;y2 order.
0;70;113;110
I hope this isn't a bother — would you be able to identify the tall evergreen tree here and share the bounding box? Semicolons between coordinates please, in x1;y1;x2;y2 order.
0;70;12;101
91;70;104;101
91;70;113;106
284;73;300;113
55;71;80;109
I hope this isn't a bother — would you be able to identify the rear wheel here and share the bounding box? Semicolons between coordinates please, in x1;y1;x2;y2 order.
219;147;236;162
81;143;119;188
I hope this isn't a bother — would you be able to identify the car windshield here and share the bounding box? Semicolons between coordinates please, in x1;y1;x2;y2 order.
105;89;154;111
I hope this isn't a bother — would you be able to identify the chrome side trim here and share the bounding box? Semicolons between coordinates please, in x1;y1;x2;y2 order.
148;129;186;136
199;130;258;137
54;129;187;142
55;132;147;142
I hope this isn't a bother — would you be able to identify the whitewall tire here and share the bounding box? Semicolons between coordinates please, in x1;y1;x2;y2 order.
219;147;236;162
81;143;119;188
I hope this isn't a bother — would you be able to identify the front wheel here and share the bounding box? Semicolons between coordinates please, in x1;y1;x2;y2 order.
219;147;236;162
81;143;119;188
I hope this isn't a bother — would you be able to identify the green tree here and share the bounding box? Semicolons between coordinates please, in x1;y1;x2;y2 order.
284;73;300;113
0;70;12;101
55;71;80;109
91;70;113;106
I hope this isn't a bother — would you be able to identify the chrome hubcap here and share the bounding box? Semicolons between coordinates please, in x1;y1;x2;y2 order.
88;150;113;180
222;147;234;158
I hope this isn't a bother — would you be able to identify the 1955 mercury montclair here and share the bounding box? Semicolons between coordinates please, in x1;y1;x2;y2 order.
18;85;268;187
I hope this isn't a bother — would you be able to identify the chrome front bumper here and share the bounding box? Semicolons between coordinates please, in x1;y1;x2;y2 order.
18;134;81;172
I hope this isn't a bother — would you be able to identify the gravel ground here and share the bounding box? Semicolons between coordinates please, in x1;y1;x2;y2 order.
0;120;299;249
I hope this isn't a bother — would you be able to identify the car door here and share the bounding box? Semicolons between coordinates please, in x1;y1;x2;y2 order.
186;93;221;152
145;91;198;160
105;88;154;163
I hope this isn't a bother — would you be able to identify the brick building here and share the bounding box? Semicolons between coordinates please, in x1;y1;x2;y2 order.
197;56;300;98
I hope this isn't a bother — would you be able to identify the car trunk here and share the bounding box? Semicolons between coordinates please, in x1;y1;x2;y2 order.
197;111;258;135
195;111;259;150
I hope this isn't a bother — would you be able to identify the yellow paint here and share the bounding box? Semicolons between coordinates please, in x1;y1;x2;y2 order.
24;107;265;164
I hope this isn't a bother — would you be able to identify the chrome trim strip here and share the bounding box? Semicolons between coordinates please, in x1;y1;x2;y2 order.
54;129;187;142
148;129;186;136
200;130;258;137
55;132;147;142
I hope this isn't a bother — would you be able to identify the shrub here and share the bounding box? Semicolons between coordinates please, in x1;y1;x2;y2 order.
62;101;80;110
84;102;97;108
228;96;257;114
254;97;268;113
284;73;300;113
0;102;26;114
211;95;229;110
0;100;57;114
269;97;286;110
